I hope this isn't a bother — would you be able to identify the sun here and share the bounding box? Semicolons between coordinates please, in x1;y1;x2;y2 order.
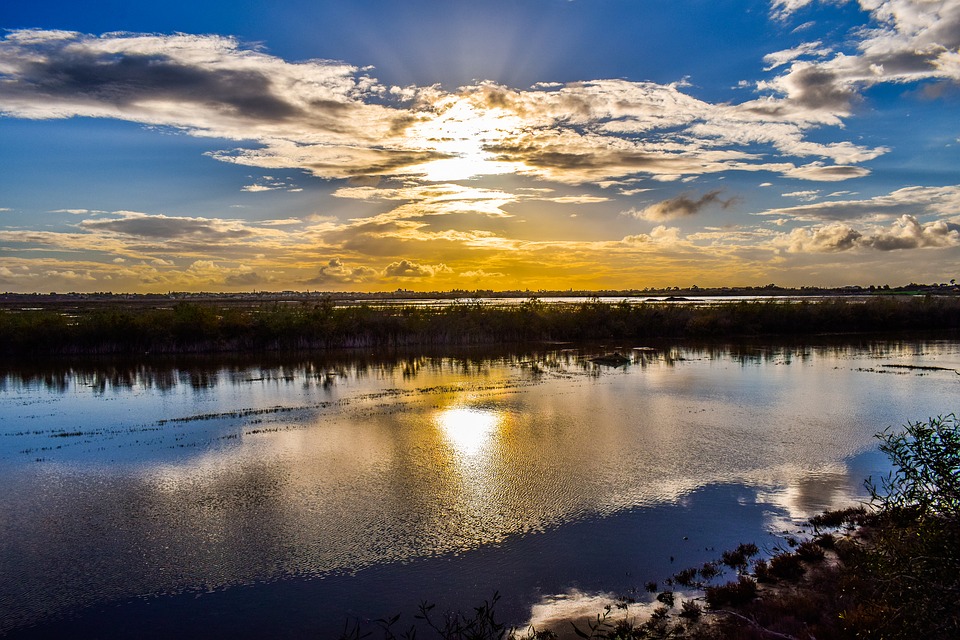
404;97;523;181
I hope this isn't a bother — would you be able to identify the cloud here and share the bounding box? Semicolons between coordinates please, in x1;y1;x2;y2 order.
622;225;684;245
760;185;960;221
783;190;820;201
306;258;378;285
781;222;864;252
864;214;960;250
80;211;254;241
627;190;739;221
0;31;891;187
770;0;819;21
0;30;429;180
241;176;300;192
761;1;960;121
778;215;960;252
459;269;505;278
224;269;264;286
537;195;611;204
764;41;833;70
783;163;871;181
382;260;453;278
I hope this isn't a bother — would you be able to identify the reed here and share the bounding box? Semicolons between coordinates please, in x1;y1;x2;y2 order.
2;296;959;356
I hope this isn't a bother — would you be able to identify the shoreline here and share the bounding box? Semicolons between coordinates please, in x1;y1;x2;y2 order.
3;296;959;357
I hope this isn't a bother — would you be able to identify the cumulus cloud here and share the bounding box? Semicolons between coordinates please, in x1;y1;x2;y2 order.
778;215;960;252
224;269;264;286
865;214;960;250
307;258;378;285
761;1;960;121
781;222;864;252
622;225;684;245
382;260;453;278
627;190;739;221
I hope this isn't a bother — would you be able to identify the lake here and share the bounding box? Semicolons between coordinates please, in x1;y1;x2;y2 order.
1;338;957;638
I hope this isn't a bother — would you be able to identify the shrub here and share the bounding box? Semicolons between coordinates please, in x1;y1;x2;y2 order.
704;576;757;609
868;414;960;520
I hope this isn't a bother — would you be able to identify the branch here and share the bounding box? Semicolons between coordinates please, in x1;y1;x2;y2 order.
713;610;800;640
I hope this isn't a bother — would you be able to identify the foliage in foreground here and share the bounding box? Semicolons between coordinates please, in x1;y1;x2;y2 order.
338;415;960;640
2;296;960;355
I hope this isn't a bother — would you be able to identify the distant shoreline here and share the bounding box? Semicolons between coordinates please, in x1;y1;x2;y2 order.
2;283;958;310
2;294;959;357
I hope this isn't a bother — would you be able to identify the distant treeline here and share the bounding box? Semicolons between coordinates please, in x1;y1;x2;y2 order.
2;297;959;356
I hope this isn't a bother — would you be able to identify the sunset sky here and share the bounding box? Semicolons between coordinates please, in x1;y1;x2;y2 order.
2;0;959;292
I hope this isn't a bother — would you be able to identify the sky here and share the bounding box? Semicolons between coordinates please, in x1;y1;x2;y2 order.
1;0;959;293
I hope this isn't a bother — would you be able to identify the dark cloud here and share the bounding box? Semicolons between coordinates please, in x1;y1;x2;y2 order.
16;49;301;122
488;144;662;171
81;214;253;240
306;258;377;285
224;271;263;286
785;164;871;181
783;66;860;112
633;190;739;221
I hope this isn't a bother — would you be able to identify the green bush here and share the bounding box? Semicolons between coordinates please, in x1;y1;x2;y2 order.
868;414;960;520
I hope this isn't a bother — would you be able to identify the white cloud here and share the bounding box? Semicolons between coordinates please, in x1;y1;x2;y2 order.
0;30;893;187
760;184;960;221
764;41;834;70
865;214;960;250
770;0;821;21
780;222;864;252
776;214;960;252
761;1;960;122
622;225;684;245
783;189;821;201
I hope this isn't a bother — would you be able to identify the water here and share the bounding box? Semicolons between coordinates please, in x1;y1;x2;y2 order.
0;339;957;637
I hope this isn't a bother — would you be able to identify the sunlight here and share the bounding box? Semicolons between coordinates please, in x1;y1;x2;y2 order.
435;406;501;456
405;98;523;181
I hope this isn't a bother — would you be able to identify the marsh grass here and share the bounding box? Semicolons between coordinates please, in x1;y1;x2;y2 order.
3;296;960;355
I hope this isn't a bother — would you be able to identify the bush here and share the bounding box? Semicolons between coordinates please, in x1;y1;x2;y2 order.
868;414;960;520
704;576;757;609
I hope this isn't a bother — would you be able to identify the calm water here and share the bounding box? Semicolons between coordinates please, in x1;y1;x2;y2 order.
1;340;957;637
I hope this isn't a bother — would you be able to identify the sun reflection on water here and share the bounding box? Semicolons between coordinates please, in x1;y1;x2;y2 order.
435;406;501;456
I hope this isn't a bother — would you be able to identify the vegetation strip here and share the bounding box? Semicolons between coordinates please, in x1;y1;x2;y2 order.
3;296;960;355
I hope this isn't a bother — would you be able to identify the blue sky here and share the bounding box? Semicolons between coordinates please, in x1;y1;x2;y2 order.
1;0;959;292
